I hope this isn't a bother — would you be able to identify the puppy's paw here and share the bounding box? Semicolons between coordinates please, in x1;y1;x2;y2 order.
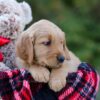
49;73;66;92
29;66;50;83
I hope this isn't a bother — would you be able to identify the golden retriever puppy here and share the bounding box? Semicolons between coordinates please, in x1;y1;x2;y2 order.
16;19;81;92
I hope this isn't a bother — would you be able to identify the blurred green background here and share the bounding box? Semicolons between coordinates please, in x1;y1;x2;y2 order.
19;0;100;99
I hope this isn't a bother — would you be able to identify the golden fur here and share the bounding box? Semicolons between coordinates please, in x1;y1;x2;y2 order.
16;19;81;92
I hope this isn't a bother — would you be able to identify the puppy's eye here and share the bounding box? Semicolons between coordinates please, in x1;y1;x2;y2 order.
42;40;51;46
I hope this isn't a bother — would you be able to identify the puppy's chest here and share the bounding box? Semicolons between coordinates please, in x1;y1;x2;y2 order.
0;41;16;69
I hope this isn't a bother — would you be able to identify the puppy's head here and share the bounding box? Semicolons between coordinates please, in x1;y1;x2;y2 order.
16;20;70;68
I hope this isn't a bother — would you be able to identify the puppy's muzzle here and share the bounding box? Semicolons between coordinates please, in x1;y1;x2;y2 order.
57;55;65;63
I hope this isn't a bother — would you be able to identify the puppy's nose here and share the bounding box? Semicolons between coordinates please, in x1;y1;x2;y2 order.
57;55;65;63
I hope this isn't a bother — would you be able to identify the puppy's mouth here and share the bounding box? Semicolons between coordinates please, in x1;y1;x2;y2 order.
36;58;62;69
37;61;61;69
45;63;62;69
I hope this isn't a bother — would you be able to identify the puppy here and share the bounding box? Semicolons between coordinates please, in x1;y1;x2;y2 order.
16;19;81;92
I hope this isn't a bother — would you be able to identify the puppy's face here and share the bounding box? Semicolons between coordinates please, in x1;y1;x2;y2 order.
34;31;67;68
16;20;70;68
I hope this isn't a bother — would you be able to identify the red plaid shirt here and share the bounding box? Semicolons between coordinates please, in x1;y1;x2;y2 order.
0;63;99;100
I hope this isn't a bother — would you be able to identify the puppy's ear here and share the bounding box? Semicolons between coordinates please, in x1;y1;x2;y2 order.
16;31;35;65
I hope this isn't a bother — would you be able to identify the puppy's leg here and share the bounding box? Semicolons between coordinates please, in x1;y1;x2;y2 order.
49;51;81;92
16;58;50;83
29;65;50;83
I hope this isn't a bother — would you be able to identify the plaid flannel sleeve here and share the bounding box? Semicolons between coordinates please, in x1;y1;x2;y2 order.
0;69;34;100
57;62;100;100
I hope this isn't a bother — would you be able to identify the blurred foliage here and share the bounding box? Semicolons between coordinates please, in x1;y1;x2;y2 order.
18;0;100;69
18;0;100;99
